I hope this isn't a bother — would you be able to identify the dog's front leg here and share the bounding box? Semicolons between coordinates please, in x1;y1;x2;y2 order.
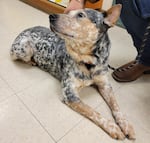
94;73;135;139
61;77;125;140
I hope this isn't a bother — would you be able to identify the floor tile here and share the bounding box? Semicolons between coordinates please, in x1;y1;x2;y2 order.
0;77;14;102
95;82;150;143
108;26;137;67
58;92;150;143
0;96;55;143
79;86;104;108
124;120;150;143
0;59;50;92
17;77;106;141
115;82;150;133
17;78;82;141
0;33;15;60
116;82;150;142
58;117;124;143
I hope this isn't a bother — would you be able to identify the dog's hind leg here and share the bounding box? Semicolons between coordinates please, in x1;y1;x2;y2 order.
94;73;135;140
61;78;125;140
10;37;36;65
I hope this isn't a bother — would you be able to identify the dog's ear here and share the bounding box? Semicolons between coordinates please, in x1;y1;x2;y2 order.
104;4;122;27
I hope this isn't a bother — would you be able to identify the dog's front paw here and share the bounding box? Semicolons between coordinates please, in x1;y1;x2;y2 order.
113;111;136;140
100;118;125;140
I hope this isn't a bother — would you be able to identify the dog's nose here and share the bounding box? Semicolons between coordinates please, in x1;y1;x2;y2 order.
49;14;58;22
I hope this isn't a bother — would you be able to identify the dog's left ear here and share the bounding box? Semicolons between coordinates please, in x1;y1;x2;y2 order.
104;4;122;27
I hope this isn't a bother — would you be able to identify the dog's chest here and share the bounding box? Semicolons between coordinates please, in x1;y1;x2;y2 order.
72;64;94;90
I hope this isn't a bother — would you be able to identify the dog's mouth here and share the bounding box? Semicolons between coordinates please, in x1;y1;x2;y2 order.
50;24;74;38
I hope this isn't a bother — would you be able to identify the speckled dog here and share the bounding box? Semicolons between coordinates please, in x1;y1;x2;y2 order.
10;5;135;140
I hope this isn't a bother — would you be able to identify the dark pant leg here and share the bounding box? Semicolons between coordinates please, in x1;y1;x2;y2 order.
116;0;150;66
139;27;150;66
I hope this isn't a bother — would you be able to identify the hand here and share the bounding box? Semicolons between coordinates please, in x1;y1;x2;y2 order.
64;0;85;13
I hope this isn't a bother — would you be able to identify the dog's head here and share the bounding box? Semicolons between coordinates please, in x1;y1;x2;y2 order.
49;4;121;57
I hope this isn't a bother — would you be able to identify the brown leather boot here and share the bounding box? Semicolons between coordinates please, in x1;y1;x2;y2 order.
112;60;150;82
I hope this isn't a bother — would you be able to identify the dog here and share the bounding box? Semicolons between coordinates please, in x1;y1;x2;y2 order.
10;5;135;140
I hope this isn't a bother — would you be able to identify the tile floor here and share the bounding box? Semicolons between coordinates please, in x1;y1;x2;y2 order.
0;0;150;143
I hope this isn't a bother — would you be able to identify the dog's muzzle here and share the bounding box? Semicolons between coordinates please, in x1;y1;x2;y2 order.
49;14;58;24
49;14;59;32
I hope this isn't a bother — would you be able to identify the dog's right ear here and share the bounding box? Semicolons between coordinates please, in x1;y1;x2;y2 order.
103;4;122;27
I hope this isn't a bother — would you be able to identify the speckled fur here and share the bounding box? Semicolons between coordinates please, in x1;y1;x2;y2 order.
10;6;135;140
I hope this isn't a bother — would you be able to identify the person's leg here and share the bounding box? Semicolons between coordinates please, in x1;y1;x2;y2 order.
112;0;150;82
116;0;148;53
139;23;150;66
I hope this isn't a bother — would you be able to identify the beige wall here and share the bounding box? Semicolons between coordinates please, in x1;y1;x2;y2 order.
102;0;113;10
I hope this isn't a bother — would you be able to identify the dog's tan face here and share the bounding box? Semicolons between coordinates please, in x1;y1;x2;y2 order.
49;5;121;62
50;9;99;44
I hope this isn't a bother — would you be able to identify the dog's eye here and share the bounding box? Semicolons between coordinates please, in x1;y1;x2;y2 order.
77;12;86;18
93;20;97;24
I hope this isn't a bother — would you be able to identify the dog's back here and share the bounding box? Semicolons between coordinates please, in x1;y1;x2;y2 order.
11;26;76;80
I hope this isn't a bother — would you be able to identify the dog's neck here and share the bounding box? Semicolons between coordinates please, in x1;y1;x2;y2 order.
63;31;110;67
64;39;97;65
65;39;95;55
92;32;110;65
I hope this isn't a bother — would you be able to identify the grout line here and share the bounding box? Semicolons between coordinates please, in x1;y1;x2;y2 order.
15;93;57;143
0;74;56;142
0;72;48;95
0;75;16;103
0;74;57;142
113;86;122;95
57;101;106;142
56;117;83;143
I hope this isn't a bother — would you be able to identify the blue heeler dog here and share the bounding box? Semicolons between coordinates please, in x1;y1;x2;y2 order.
10;5;135;140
